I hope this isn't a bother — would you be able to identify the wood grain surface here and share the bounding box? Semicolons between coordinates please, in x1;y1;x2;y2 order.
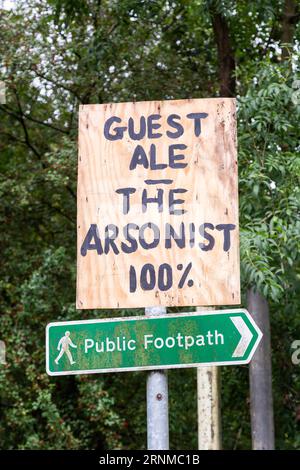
77;98;240;309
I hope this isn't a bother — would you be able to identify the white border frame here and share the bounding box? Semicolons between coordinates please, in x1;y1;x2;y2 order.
46;309;262;376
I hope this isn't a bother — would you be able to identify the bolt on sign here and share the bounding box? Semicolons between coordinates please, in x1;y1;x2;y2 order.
77;98;239;309
46;310;262;376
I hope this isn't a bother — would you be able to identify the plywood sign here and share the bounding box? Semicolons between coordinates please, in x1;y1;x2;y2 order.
77;98;240;309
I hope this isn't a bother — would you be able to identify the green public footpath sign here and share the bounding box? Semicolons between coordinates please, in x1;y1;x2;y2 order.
46;310;262;376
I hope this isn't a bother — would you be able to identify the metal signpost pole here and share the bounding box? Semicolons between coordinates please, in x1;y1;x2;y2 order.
145;306;169;450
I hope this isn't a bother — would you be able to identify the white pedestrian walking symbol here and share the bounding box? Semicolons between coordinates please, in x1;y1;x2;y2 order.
55;331;77;365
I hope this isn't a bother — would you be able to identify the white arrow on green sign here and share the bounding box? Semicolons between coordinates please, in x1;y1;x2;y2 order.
46;309;262;376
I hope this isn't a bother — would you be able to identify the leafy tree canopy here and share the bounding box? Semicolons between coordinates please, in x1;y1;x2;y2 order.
0;0;299;450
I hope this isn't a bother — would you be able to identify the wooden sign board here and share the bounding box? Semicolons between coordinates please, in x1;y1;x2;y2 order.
77;98;240;309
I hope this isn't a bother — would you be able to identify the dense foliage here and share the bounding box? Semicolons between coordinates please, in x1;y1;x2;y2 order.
0;0;299;449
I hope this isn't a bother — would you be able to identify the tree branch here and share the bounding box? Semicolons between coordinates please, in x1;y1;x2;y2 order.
0;105;70;135
13;90;43;162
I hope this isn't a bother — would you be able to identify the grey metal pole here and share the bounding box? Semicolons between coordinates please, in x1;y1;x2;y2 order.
145;306;169;450
197;306;221;449
247;287;275;450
